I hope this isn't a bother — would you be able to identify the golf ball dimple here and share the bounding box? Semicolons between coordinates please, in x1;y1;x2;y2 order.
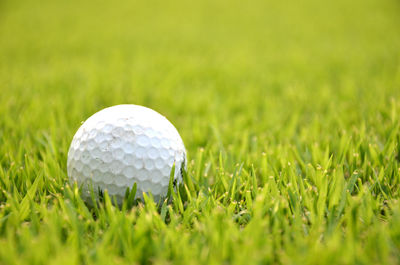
67;104;186;204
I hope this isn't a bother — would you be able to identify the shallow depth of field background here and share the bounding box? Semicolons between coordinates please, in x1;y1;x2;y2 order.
1;0;400;264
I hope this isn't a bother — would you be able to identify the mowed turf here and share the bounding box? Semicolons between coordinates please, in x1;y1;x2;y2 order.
1;0;400;264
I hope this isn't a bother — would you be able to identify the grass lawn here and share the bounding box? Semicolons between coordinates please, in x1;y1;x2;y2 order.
1;0;400;264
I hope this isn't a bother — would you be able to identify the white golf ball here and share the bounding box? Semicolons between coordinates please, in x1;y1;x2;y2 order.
67;104;186;204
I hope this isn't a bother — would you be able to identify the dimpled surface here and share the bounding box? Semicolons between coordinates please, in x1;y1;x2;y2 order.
67;105;186;204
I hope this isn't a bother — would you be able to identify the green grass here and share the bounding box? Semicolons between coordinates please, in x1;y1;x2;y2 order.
1;0;400;264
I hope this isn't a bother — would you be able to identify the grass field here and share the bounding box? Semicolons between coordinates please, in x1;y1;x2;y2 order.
1;0;400;264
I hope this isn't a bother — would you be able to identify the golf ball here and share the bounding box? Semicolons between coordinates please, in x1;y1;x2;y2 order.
67;104;186;204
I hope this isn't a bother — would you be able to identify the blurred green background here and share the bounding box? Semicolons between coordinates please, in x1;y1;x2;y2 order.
1;0;399;142
1;0;400;264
